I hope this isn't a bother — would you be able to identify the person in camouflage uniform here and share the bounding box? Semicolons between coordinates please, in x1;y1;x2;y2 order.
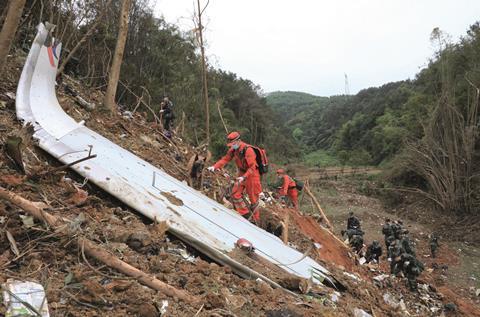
365;240;382;263
430;233;439;258
350;233;364;254
341;227;365;241
388;239;404;275
400;230;416;256
382;218;393;248
391;220;403;239
347;211;361;230
401;253;425;291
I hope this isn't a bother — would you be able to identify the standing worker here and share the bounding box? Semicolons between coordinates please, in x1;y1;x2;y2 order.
347;211;361;230
274;168;299;211
430;233;440;258
207;132;263;221
382;218;393;248
159;96;174;131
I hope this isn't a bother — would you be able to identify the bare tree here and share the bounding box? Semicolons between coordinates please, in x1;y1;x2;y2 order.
104;0;132;114
57;0;113;76
195;0;210;145
0;0;27;70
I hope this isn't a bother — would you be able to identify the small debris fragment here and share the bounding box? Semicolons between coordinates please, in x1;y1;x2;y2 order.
76;95;95;111
5;136;25;173
158;300;168;316
2;279;50;317
330;291;341;303
19;215;35;228
66;187;88;205
444;302;457;312
343;272;361;282
235;238;254;253
353;308;372;317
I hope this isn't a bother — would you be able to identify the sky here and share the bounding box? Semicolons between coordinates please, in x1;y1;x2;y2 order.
153;0;480;96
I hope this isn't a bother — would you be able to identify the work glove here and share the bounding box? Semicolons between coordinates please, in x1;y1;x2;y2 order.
207;166;215;172
236;176;245;183
159;109;165;113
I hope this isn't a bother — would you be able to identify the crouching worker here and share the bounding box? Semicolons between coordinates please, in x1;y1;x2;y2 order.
365;240;382;264
274;169;299;211
207;132;262;221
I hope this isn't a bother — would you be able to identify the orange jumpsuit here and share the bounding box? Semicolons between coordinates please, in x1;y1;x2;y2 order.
213;141;262;221
278;175;298;210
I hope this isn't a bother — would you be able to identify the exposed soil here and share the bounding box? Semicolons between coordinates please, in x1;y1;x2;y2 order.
308;178;480;315
0;51;479;316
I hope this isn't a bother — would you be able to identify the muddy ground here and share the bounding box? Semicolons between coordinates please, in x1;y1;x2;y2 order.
305;177;480;314
0;51;479;316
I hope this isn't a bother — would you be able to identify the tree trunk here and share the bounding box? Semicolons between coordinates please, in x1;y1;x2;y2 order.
103;0;132;114
57;0;113;76
0;186;200;304
0;0;27;70
196;0;210;145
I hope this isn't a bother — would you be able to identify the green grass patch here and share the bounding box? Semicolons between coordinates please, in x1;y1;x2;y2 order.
303;150;340;167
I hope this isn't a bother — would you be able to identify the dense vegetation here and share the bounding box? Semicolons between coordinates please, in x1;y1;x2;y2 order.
267;24;480;170
3;0;480;215
1;0;299;160
268;23;480;215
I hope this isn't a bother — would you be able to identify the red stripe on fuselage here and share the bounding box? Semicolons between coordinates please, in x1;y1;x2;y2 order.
47;46;55;67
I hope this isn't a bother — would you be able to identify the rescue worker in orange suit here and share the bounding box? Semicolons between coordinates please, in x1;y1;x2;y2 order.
275;169;299;211
207;132;262;221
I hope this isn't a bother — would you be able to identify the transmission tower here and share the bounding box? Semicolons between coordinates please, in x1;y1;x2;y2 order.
344;73;350;95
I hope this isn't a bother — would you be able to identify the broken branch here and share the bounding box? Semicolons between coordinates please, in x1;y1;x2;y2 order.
304;180;333;230
0;186;200;304
33;154;97;178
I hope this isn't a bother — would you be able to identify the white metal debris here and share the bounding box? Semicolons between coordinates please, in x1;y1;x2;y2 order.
16;23;336;287
2;279;50;317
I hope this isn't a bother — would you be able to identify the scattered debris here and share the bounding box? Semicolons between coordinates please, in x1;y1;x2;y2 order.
0;186;200;305
4;136;25;173
75;95;95;111
343;272;361;282
5;230;20;257
2;280;50;317
158;300;168;316
235;238;255;253
353;308;372;317
444;302;457;312
5;92;16;100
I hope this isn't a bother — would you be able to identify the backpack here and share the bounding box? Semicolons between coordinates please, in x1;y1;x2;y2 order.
293;178;304;191
241;146;269;175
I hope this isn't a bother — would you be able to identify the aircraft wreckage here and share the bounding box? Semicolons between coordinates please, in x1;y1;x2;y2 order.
16;23;339;290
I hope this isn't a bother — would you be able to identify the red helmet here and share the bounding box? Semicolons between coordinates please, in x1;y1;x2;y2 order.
236;238;254;252
226;131;240;146
276;168;285;174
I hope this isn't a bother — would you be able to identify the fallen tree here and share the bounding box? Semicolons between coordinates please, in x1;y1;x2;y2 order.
0;186;200;305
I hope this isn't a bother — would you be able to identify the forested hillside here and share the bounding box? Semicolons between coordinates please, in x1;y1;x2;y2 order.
0;0;299;160
267;23;480;169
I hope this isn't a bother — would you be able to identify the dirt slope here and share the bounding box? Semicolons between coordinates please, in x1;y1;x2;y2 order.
0;51;479;316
